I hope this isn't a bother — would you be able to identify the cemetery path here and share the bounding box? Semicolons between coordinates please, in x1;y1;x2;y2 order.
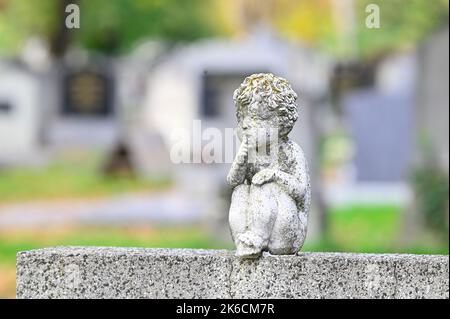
0;190;202;229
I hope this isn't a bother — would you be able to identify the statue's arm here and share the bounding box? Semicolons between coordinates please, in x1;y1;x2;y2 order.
227;139;248;188
252;144;308;202
272;170;306;203
227;160;247;188
276;145;309;203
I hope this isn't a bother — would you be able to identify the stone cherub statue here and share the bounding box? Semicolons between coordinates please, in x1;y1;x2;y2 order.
227;73;311;259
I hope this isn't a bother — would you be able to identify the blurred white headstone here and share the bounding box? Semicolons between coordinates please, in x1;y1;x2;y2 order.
0;64;41;164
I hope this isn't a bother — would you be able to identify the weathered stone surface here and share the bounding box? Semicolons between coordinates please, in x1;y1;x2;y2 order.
17;247;449;299
228;73;311;258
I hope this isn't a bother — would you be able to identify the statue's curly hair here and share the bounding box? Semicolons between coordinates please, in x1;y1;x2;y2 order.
233;73;299;136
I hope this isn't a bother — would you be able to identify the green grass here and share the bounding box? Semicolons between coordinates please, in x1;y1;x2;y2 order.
303;204;448;255
328;204;402;251
0;157;171;203
0;206;447;267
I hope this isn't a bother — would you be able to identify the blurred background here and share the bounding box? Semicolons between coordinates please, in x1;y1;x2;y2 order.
0;0;448;298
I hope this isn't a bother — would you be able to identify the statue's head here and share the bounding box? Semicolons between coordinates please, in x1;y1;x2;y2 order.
233;73;299;147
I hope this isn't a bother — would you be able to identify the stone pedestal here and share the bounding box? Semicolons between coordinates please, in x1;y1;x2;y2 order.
16;247;449;299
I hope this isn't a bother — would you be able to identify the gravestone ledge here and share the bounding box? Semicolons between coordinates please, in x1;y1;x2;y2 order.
16;247;449;299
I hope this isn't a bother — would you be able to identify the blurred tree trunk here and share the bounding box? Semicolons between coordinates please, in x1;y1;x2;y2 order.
49;0;78;57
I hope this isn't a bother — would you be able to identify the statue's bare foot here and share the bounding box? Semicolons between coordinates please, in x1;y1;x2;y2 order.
235;232;263;259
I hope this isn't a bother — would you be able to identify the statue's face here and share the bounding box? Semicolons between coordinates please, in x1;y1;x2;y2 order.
236;93;280;149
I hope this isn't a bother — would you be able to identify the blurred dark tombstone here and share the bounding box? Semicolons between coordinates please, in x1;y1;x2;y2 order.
0;101;12;113
62;67;114;118
102;140;135;177
331;61;377;93
47;56;119;151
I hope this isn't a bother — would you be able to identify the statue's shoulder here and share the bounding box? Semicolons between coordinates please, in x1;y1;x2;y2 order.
282;140;306;159
280;140;307;172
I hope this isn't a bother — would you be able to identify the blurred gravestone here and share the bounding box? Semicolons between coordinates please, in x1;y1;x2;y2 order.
342;53;417;183
0;61;42;165
47;58;118;151
63;68;114;117
416;27;449;173
343;89;414;182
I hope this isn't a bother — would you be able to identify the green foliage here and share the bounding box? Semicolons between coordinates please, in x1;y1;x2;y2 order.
257;0;449;59
412;166;449;236
77;0;219;53
1;0;448;57
355;0;449;59
411;134;450;238
0;0;220;55
0;0;59;55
